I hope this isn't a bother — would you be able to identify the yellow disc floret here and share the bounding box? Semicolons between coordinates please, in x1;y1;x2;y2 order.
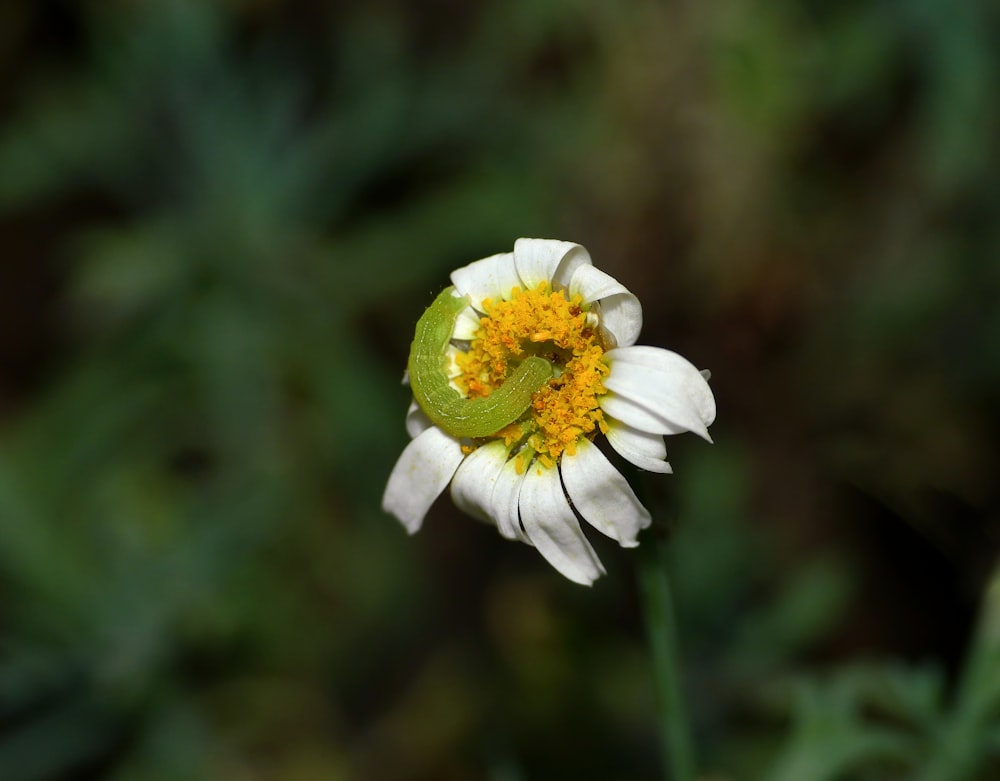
454;282;610;469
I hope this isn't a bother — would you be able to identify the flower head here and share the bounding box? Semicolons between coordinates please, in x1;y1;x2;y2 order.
382;238;716;585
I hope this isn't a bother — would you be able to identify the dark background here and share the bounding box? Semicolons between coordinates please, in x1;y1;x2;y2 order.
0;1;998;779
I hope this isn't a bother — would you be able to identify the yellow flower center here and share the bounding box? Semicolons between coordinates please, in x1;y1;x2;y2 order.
455;282;610;470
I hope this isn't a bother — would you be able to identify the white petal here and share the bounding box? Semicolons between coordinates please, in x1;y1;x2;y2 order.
601;346;716;441
512;238;592;291
450;441;509;525
443;345;468;381
611;345;716;427
382;427;464;533
490;454;533;544
451;252;520;309
599;295;644;348
518;463;606;585
405;399;433;439
451;307;483;340
605;418;673;473
560;438;651;547
568;264;643;347
600;393;693;437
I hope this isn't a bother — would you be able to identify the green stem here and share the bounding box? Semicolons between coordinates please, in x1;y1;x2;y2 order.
638;536;696;781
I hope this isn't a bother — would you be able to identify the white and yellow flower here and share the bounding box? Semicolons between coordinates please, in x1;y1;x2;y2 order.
382;238;715;585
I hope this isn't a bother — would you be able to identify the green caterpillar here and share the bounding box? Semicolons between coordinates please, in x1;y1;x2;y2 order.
408;287;552;438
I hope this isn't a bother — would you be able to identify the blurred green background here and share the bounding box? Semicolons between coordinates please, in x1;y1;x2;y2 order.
0;1;998;779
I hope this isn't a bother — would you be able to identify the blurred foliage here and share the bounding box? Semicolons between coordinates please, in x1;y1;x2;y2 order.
0;0;998;779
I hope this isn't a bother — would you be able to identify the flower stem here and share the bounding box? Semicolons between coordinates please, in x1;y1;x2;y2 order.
638;536;696;781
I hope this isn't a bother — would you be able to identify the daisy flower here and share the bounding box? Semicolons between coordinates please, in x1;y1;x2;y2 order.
382;238;715;585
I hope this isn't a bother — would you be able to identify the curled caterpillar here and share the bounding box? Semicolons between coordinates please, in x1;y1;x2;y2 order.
408;287;552;438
